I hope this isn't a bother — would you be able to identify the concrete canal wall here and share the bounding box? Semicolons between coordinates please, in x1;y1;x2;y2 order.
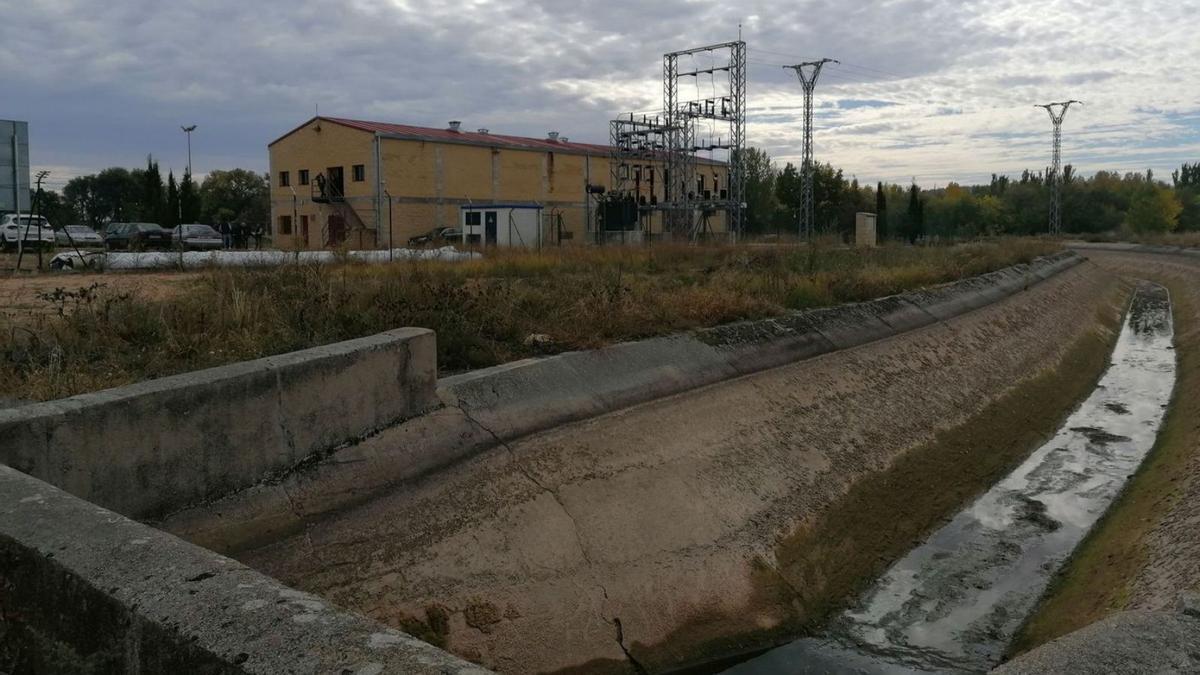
218;256;1127;673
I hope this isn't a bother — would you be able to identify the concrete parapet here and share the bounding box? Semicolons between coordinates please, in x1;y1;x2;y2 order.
0;327;438;519
441;251;1081;446
0;465;489;674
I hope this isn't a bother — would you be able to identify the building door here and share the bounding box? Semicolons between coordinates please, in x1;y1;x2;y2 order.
484;211;498;245
328;214;346;246
326;166;344;199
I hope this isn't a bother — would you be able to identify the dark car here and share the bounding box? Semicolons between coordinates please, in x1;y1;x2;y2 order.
407;226;462;247
171;223;224;251
104;222;171;251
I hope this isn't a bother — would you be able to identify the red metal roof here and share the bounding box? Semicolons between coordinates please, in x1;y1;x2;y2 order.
270;116;613;155
270;116;727;166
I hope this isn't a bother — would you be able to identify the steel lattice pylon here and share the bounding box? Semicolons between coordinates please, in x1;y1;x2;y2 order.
784;58;837;240
1036;100;1081;236
663;40;746;240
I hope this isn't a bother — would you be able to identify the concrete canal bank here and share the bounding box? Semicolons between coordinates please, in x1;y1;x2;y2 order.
725;282;1176;674
202;258;1127;673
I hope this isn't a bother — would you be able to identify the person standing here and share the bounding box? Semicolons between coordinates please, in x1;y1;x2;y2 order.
219;221;231;249
251;223;264;250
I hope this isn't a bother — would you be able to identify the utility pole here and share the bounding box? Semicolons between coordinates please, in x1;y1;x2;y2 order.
1035;101;1081;236
784;58;838;241
16;171;49;272
181;125;197;176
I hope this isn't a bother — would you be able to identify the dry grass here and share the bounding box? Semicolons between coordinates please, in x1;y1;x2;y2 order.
0;239;1058;402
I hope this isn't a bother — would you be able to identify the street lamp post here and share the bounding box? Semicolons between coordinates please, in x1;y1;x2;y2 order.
181;125;197;176
180;126;196;267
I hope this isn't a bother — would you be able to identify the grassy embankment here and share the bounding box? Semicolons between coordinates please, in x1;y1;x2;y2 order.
1009;269;1199;655
0;239;1056;402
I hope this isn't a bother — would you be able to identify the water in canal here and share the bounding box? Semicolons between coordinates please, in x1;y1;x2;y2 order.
725;283;1177;674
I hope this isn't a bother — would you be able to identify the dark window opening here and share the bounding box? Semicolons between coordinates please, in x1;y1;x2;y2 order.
352;164;366;182
465;211;482;226
278;215;292;235
299;169;310;186
279;171;290;187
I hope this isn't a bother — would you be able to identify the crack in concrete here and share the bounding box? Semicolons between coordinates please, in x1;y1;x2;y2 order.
451;401;595;567
612;617;649;675
453;401;650;671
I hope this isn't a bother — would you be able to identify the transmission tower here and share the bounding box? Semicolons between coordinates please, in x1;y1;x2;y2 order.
1036;100;1081;236
663;40;747;240
784;58;838;240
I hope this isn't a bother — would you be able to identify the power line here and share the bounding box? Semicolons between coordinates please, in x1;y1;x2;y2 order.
751;47;909;80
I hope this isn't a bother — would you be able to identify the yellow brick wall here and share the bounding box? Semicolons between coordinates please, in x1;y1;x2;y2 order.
269;118;729;250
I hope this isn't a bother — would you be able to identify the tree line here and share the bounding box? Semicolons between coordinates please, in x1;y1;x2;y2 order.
740;147;1200;240
34;158;269;231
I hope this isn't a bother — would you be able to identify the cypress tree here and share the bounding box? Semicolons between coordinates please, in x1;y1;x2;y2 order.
875;181;887;241
165;171;179;230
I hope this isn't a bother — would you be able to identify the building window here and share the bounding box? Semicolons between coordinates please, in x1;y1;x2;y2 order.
465;211;482;226
299;169;310;186
279;171;290;187
278;214;292;235
352;164;365;182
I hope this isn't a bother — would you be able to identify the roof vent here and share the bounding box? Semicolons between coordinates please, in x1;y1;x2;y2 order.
448;120;462;132
547;131;560;142
477;128;489;134
560;137;569;143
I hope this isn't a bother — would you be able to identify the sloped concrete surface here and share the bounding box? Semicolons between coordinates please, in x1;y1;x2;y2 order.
227;259;1120;673
0;465;491;674
993;597;1200;674
167;253;1081;555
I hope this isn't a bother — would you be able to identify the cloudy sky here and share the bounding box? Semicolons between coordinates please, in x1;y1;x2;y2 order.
3;0;1199;191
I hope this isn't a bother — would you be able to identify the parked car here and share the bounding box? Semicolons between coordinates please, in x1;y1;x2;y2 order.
104;222;171;251
407;226;462;247
0;214;56;251
171;223;224;251
55;224;104;248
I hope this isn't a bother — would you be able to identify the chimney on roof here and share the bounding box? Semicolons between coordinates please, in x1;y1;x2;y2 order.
477;128;489;134
448;120;462;132
547;131;560;142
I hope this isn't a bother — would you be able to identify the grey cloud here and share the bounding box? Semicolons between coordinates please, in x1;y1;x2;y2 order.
2;0;1199;188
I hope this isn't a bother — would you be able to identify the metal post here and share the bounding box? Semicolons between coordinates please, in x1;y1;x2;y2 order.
181;125;196;176
1036;101;1081;236
784;58;838;241
13;129;23;266
289;185;298;262
34;171;47;270
384;189;393;261
374;132;383;249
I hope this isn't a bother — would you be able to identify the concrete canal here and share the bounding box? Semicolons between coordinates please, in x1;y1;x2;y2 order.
725;282;1177;674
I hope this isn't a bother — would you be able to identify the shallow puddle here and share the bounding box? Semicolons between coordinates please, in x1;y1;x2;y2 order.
724;282;1177;674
